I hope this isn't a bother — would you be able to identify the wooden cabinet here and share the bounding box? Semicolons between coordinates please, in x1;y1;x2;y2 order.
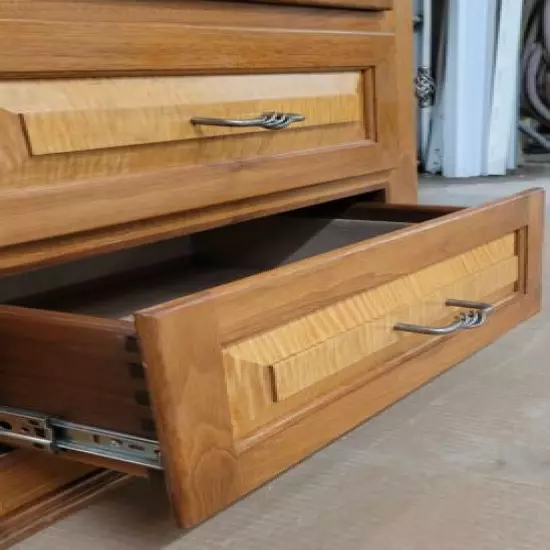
3;0;541;543
0;188;544;528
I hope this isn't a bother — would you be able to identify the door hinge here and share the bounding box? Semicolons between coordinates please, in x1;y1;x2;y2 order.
0;406;162;470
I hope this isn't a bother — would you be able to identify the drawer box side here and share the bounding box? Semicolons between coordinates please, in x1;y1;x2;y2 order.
0;307;153;438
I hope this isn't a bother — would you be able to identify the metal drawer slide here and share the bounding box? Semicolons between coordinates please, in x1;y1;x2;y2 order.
0;406;162;470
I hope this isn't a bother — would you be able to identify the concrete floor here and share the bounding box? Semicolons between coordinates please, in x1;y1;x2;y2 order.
14;176;550;550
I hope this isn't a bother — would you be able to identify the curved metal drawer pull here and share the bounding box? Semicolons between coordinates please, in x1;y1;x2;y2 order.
394;299;494;336
190;112;306;130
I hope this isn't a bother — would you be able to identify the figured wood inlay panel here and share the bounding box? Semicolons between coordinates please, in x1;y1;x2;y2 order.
0;125;366;191
223;234;518;425
271;257;518;401
0;73;364;155
225;235;515;363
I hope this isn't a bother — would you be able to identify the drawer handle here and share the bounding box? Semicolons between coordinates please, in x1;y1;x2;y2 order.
394;299;494;336
190;112;306;130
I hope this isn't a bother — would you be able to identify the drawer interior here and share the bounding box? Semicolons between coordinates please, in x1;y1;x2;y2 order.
12;214;414;319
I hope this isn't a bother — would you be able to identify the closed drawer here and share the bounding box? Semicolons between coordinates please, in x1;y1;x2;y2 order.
0;66;396;250
0;3;402;253
2;73;366;158
0;189;543;527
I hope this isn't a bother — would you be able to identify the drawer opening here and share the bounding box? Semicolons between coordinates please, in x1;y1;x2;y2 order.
10;211;416;319
6;195;459;321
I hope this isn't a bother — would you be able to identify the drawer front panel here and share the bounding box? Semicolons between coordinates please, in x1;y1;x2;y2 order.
0;4;393;77
225;235;518;407
0;45;397;249
0;0;404;250
135;189;543;527
1;73;365;156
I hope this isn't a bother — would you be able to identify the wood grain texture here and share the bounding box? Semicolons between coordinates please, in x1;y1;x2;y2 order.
525;188;544;297
0;21;394;77
270;257;518;401
142;191;535;349
0;307;154;438
135;189;543;526
0;58;396;250
1;73;362;155
255;0;393;9
0;1;413;254
0;141;396;249
385;0;417;203
136;304;240;527
227;265;518;433
222;237;517;422
225;235;515;363
0;109;28;174
0;1;390;33
238;290;539;492
238;282;517;450
237;191;544;486
0;450;94;517
0;174;388;275
0;469;126;549
0;125;365;191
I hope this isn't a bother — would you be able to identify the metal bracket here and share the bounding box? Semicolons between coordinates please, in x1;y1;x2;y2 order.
0;406;162;470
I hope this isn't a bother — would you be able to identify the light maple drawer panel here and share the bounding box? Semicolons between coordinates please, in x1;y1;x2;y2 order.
0;73;364;157
225;237;518;407
0;189;543;528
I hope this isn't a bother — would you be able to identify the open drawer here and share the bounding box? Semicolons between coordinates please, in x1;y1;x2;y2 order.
0;189;543;527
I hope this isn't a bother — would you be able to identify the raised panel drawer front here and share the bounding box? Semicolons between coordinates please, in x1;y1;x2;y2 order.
0;67;396;251
1;74;365;157
0;1;402;256
0;189;542;527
